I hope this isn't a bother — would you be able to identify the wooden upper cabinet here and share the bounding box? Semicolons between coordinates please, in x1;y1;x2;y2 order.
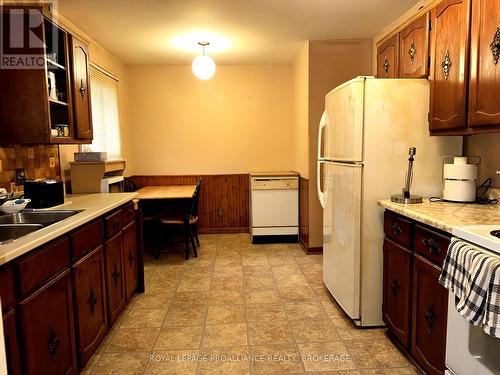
0;6;93;145
377;34;400;78
429;0;471;132
399;13;430;78
70;36;93;140
468;0;500;128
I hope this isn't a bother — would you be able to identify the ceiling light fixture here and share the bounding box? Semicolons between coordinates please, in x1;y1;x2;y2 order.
192;41;216;80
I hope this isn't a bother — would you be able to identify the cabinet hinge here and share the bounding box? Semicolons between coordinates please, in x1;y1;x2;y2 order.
428;19;432;31
428;55;431;68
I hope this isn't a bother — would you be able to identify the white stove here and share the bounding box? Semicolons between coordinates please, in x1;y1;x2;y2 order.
452;225;500;254
447;224;500;375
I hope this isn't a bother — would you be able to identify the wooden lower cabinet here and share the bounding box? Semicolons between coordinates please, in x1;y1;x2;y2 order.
104;233;126;326
0;202;141;374
122;221;138;301
72;246;108;368
383;210;449;375
411;254;448;375
3;310;21;375
383;239;412;349
18;270;77;375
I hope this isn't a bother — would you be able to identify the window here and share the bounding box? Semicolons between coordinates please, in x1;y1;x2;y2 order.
82;65;121;159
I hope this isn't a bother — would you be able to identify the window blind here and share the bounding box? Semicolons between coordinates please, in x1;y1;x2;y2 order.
85;65;121;159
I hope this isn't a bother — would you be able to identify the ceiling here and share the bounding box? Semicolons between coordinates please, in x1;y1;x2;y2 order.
58;0;420;65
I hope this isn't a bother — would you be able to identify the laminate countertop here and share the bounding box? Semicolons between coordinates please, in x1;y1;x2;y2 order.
0;192;137;265
377;199;500;233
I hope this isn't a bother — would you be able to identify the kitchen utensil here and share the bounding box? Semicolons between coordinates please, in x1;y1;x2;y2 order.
391;147;423;204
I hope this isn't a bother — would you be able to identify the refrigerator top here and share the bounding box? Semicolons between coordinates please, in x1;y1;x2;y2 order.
326;76;373;97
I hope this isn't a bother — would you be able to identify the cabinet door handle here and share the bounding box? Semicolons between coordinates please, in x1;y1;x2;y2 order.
383;56;390;76
424;302;437;334
422;237;441;254
408;40;416;65
88;287;98;314
79;79;86;101
112;266;121;284
390;274;400;298
441;49;452;80
47;326;60;361
391;222;403;236
490;27;500;65
128;250;135;265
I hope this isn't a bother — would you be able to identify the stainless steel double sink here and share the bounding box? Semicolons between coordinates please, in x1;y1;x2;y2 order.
0;210;82;244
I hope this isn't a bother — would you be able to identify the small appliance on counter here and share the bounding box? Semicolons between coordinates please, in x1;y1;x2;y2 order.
391;147;423;204
442;156;480;202
24;179;64;208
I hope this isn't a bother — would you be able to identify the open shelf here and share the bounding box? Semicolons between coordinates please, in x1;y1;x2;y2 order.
46;58;66;70
49;98;69;106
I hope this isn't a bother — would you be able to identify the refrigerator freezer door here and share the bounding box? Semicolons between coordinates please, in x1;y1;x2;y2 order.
317;111;329;161
323;162;362;320
325;77;365;162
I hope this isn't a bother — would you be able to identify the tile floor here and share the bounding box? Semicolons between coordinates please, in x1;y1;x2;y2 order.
83;234;419;375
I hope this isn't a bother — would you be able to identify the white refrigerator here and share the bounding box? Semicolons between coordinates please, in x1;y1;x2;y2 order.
317;77;462;327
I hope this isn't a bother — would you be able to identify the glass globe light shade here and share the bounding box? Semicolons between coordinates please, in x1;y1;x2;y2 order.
192;55;216;80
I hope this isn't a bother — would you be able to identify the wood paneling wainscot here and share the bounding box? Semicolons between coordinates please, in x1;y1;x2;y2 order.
130;175;249;234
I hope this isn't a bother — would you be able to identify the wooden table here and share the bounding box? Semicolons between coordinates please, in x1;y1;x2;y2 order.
134;185;197;262
135;185;197;201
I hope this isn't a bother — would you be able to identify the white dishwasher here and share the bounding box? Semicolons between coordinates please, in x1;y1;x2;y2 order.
250;173;299;243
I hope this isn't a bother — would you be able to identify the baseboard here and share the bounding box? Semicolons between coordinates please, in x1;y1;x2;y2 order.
299;238;323;254
198;227;249;234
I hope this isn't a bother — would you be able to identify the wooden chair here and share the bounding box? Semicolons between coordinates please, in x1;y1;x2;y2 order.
159;179;202;260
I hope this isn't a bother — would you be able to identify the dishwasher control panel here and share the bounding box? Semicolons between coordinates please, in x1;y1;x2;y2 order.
251;177;298;190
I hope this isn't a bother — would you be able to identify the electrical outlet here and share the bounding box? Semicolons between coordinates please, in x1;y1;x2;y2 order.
15;168;25;186
49;157;56;168
217;207;225;217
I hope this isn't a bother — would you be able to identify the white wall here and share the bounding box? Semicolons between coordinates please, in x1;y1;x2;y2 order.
125;64;294;175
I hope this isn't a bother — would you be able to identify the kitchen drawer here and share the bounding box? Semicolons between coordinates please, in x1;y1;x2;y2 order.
70;219;104;260
121;201;135;226
414;225;450;268
0;264;15;314
105;209;123;238
384;211;413;248
15;237;70;297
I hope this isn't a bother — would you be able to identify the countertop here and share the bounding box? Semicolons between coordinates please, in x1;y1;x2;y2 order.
0;192;137;265
250;171;299;177
377;199;500;233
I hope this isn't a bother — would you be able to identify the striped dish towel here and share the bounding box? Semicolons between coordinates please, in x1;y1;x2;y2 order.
439;237;500;338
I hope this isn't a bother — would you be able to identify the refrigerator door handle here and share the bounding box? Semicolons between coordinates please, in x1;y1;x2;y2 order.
317;160;326;208
317;111;328;160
